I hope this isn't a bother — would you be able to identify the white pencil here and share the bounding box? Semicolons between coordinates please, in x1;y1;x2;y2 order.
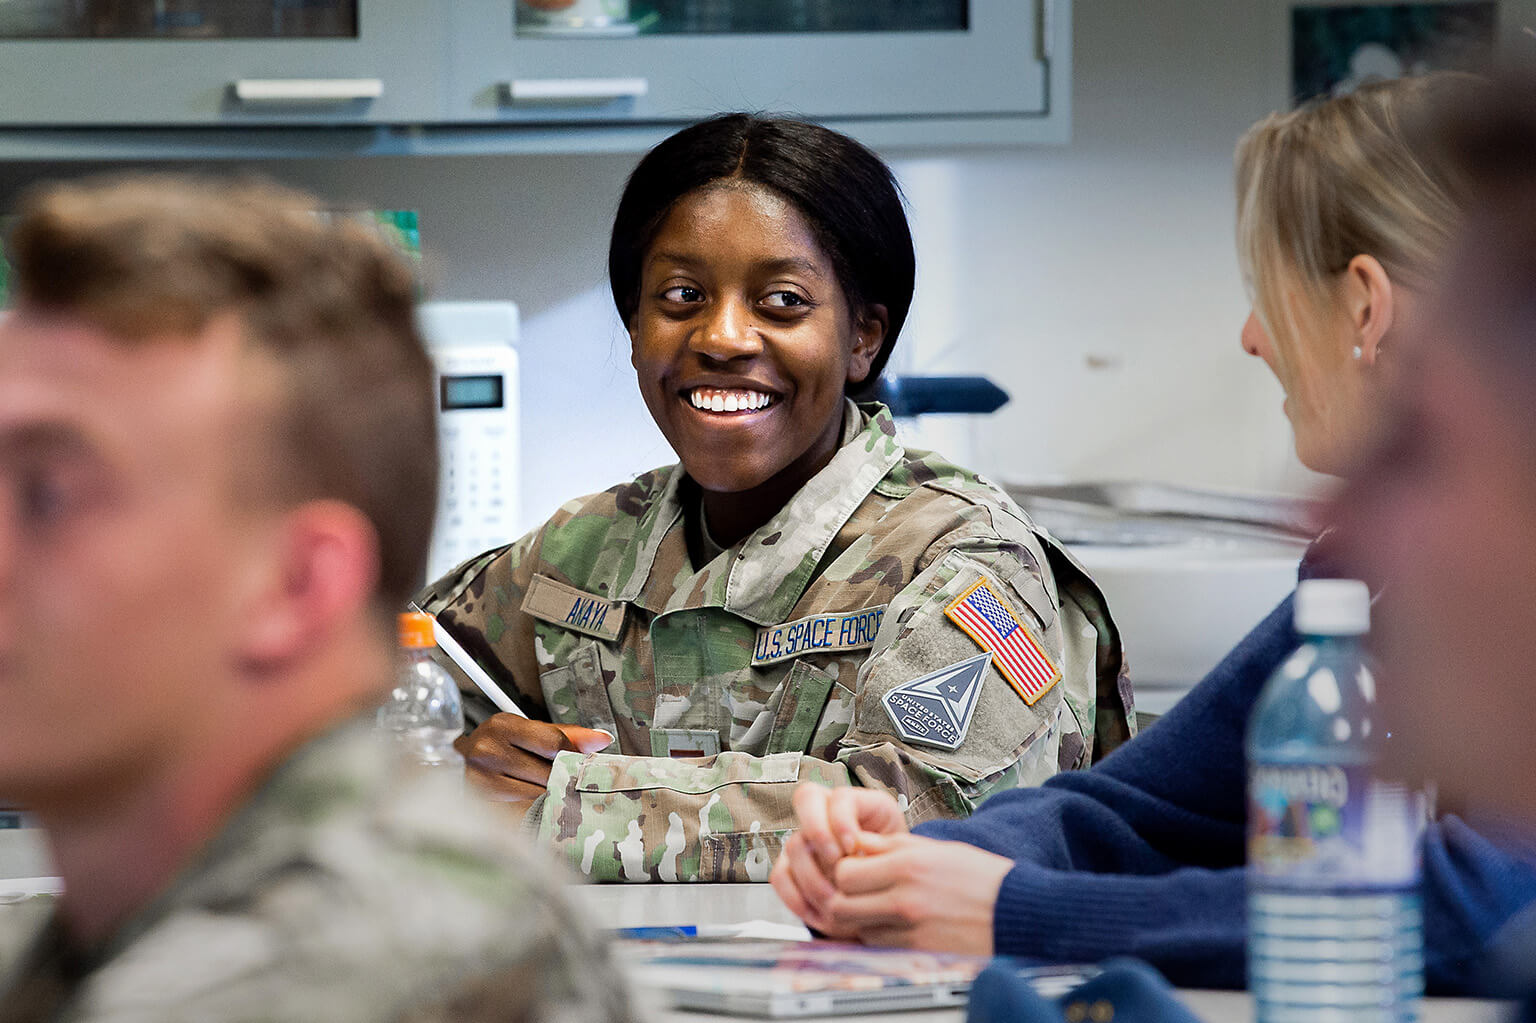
410;603;527;718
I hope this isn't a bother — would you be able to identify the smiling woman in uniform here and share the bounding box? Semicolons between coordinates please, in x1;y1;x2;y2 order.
419;113;1132;884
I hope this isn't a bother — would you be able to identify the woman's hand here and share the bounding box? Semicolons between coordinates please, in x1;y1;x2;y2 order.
454;714;614;814
817;831;1012;955
771;782;1011;953
772;784;910;937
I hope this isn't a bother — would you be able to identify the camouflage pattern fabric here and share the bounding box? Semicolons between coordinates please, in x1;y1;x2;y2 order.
0;720;635;1023
421;402;1134;884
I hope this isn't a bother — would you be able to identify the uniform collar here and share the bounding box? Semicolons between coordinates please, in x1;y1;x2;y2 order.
614;400;905;625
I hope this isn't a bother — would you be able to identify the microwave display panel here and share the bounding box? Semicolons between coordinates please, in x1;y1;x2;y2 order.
441;374;504;411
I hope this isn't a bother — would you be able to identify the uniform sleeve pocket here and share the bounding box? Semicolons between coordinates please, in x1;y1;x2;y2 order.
700;829;794;883
574;750;803;794
846;552;1063;785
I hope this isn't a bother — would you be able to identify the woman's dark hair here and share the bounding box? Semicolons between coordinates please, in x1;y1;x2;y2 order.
608;113;916;393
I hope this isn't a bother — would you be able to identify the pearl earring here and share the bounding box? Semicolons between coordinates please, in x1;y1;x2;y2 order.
1352;345;1363;361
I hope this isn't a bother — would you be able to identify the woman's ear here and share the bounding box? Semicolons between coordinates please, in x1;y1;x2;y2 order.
1344;254;1395;366
847;304;889;386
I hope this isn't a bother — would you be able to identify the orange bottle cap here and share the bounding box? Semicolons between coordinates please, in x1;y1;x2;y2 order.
398;611;436;649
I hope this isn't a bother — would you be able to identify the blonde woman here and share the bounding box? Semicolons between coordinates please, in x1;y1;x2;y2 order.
773;73;1536;993
1235;73;1463;476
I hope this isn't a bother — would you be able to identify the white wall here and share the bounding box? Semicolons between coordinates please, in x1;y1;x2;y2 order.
889;1;1316;498
0;0;1333;534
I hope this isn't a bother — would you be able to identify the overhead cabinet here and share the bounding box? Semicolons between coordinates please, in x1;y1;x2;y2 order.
0;0;1069;149
447;0;1057;125
0;0;437;125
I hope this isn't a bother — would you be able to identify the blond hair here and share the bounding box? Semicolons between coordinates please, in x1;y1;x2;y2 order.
6;173;438;612
1235;73;1477;350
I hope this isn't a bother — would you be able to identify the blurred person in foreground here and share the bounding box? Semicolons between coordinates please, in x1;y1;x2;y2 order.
772;72;1536;992
0;175;631;1023
1338;75;1536;1010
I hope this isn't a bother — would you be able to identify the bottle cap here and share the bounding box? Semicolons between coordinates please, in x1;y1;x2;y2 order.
398;611;437;650
1293;578;1370;635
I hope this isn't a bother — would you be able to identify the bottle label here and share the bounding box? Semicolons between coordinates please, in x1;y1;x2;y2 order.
1248;763;1424;885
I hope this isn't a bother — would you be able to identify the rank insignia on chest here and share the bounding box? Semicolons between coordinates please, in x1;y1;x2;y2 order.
944;577;1060;705
882;652;992;750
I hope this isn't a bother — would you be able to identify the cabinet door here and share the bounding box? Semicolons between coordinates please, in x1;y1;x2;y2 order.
0;0;437;124
445;0;1053;124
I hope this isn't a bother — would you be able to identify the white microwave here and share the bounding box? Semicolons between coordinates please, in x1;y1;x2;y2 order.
418;302;521;584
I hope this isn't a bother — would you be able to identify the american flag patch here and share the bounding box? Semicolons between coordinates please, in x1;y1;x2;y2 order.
943;578;1060;705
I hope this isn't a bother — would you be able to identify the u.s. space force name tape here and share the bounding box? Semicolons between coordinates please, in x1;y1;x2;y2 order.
751;605;887;666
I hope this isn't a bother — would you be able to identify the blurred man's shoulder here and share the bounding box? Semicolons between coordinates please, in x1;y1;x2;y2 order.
60;720;633;1022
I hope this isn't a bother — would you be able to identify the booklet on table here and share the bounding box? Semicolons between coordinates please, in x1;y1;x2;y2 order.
616;935;1095;1018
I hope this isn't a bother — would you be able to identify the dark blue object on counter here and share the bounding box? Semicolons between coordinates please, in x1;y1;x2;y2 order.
870;375;1010;416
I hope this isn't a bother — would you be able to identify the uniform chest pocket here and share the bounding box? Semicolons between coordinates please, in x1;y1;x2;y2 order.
764;660;857;757
537;638;620;737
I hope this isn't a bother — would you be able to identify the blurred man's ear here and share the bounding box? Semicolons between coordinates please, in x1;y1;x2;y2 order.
237;500;380;676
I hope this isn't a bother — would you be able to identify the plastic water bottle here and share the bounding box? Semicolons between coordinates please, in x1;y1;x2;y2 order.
1247;579;1425;1023
378;611;465;774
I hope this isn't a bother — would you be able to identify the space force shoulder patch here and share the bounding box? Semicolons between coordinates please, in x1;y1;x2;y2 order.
521;574;624;642
751;605;887;666
882;652;992;751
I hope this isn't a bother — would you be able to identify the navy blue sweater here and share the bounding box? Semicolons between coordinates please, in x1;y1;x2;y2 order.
916;590;1536;993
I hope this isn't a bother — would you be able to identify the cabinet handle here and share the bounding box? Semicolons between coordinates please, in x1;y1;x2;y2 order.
502;78;648;105
232;79;384;104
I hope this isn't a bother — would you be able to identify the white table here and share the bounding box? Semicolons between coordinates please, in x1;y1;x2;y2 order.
4;860;1518;1022
574;884;1515;1023
574;881;802;931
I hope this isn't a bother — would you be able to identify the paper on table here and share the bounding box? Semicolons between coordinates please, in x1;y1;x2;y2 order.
616;921;814;941
698;921;814;941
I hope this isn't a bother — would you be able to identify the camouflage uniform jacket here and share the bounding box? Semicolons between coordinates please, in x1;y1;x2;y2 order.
0;719;635;1023
421;402;1134;884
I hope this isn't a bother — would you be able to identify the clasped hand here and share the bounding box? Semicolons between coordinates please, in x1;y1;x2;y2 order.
454;713;614;814
769;783;1013;955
